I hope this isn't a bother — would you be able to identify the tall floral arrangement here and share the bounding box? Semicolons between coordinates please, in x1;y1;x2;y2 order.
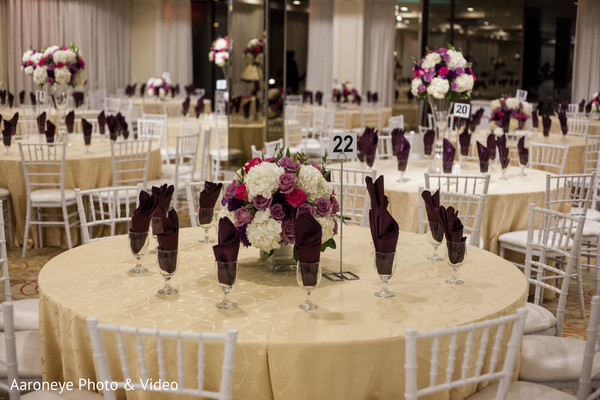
146;77;172;98
208;37;230;67
243;37;264;57
410;46;475;101
332;81;359;104
22;43;87;87
590;92;600;114
219;151;339;257
489;95;532;131
267;88;283;119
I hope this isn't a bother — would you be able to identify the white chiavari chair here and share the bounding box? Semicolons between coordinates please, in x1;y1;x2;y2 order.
529;143;569;175
567;117;590;137
327;167;376;227
185;180;229;227
110;139;153;188
424;173;491;195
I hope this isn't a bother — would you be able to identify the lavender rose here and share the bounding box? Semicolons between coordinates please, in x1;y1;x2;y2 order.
252;195;272;211
224;180;239;200
315;197;332;216
296;203;315;217
277;157;300;173
234;207;253;227
270;203;286;221
278;172;297;194
281;219;295;244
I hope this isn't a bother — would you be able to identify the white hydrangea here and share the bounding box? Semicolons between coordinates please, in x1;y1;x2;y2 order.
31;52;43;66
33;66;48;86
316;216;335;243
216;208;235;225
246;209;282;252
490;99;501;110
522;101;532;114
54;67;71;85
215;52;228;67
505;97;520;109
411;78;422;96
73;69;87;87
214;38;228;50
22;50;33;63
296;165;332;202
245;162;284;201
158;88;166;98
593;102;599;112
43;46;59;56
454;74;474;92
422;52;442;70
24;65;34;75
446;49;467;69
426;77;450;99
53;50;77;65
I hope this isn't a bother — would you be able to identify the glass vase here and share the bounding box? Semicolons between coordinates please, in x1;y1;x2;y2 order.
261;244;296;272
427;95;453;173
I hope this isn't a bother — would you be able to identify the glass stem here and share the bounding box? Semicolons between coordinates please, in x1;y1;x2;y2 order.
305;290;311;305
204;227;210;243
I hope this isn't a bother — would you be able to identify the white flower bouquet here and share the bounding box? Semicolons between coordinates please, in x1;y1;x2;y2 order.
489;95;532;132
590;92;600;114
332;81;359;104
22;43;87;87
146;77;172;98
209;37;230;67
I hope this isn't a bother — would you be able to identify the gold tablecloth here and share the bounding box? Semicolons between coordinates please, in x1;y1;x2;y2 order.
359;159;551;254
0;138;162;247
39;226;526;400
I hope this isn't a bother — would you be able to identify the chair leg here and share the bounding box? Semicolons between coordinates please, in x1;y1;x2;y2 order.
596;242;600;297
575;254;586;319
22;203;32;258
499;245;505;259
5;199;13;248
37;208;44;248
62;204;73;250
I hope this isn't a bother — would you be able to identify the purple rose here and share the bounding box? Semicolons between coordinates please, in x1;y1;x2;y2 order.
296;203;315;217
234;207;253;227
281;219;295;244
47;63;55;71
442;54;450;63
278;173;297;194
315;197;332;216
451;82;458;91
224;180;239;200
331;197;340;214
277;157;300;173
437;48;448;55
455;67;465;75
270;203;286;221
252;195;272;211
418;85;426;94
424;73;433;83
227;197;245;211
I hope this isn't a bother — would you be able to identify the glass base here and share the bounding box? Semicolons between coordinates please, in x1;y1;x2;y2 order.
216;299;238;309
446;277;464;285
199;238;215;243
428;253;444;262
374;287;396;298
299;301;318;310
396;176;409;183
158;284;178;295
129;265;148;274
149;247;157;254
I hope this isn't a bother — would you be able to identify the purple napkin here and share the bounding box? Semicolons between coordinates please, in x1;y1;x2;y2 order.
19;91;25;105
586;102;593;114
391;128;405;153
29;92;36;106
45;121;56;143
152;184;175;219
185;84;195;96
579;99;586;113
366;177;399;273
459;127;471;156
372;93;379;104
542;115;551;137
195;96;205;118
496;134;510;169
476;141;489;173
231;97;241;114
0;90;5;104
500;112;510;134
82;118;93;145
9;113;18;136
131;190;159;233
486;134;496;160
213;219;240;286
2;122;10;148
65;111;75;133
355;94;362;106
517;136;528;166
243;101;251;119
200;181;223;209
294;213;323;276
140;83;146;97
421;189;443;242
182;97;190;117
98;111;106;135
367;91;372;103
7;92;13;108
157;209;179;274
532;109;538;128
423;129;435;156
72;92;85;107
315;91;323;106
395;134;410;172
557;110;568;136
442;138;455;174
357;128;379;167
366;175;389;209
438;206;466;264
106;115;118;140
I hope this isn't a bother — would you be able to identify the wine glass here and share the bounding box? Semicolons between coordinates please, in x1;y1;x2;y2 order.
374;252;397;298
296;261;322;310
83;134;92;154
2;134;10;155
445;240;467;285
519;154;528;177
150;216;163;254
128;231;149;274
426;221;445;262
500;166;508;180
198;207;215;243
396;158;408;182
157;248;179;295
215;261;238;309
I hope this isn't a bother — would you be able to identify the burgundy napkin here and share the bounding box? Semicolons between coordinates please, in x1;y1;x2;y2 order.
372;93;379;104
395;134;410;172
98;111;106;135
541;115;551;137
82;118;93;145
152;184;175;219
107;115;118;141
366;175;389;209
185;84;195;96
517;136;528;166
182;97;190;117
500;112;510;134
2;123;10;148
557;110;568;136
438;206;466;264
579;99;586;113
199;181;223;209
255;97;260;114
195;96;205;118
0;90;5;104
496;134;510;169
421;189;444;242
442;138;455;174
243;101;251;119
29;92;36;106
586;102;593;114
391;128;405;154
72;92;85;107
213;218;240;286
131;190;159;233
315;91;323;106
170;84;177;98
476;141;489;173
532;109;538;128
366;176;399;272
45;121;56;143
9;113;18;136
140;83;146;97
459;127;471;156
7;92;13;108
486;134;496;160
294;213;322;267
65;111;75;133
470;108;484;130
358;127;379;167
19;91;25;105
157;209;179;273
120;117;129;140
367;91;372;103
423;129;435;156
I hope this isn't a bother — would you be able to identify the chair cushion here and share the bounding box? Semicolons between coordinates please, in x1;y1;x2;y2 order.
524;303;556;335
571;207;600;222
0;330;41;378
0;187;9;198
22;390;104;399
161;164;194;179
31;189;76;203
582;219;600;238
498;230;571;251
209;148;243;159
466;381;575;400
0;299;39;331
519;335;600;382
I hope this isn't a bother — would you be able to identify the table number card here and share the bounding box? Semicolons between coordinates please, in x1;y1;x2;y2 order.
453;103;471;118
328;132;357;161
516;89;528;101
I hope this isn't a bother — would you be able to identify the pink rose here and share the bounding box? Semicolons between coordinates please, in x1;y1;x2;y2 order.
438;66;449;76
56;62;64;68
235;184;248;201
244;157;263;173
285;189;307;207
38;58;46;66
79;59;85;68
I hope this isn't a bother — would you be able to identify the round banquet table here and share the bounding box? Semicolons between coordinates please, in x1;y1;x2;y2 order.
546;115;600;136
38;226;527;400
0;138;162;247
358;158;552;254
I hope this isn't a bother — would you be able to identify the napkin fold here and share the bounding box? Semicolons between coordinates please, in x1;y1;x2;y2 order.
486;133;496;160
0;90;5;104
372;92;379;104
243;101;251;119
98;111;106;135
19;91;25;105
45;121;56;143
315;91;323;106
496;134;510;169
213;218;240;286
140;83;146;97
500;112;511;134
152;184;175;219
423;129;435;156
579;99;586;113
438;206;466;264
1;121;11;148
131;190;159;233
532;109;538;128
395;134;410;172
199;181;223;209
458;127;471;156
157;209;179;273
557;110;568;136
366;175;389;209
303;91;313;104
7;92;13;108
357;127;378;167
586;102;593;114
517;136;528;166
185;84;195;96
366;177;399;274
9;113;18;136
442;138;455;174
476;141;489;173
65;111;75;133
195;96;205;118
391;128;405;154
29;92;36;106
107;115;118;140
182;96;190;117
82;118;93;145
72;91;85;107
294;213;322;267
542;115;551;137
421;189;443;242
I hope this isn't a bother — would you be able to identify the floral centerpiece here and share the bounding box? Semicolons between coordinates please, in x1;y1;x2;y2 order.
489;95;532;132
267;88;283;119
209;36;230;67
590;92;600;114
243;37;264;57
22;43;87;87
332;81;359;104
146;77;172;98
219;151;339;258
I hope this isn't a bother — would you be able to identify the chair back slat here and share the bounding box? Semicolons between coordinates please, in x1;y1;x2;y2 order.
110;139;152;187
327;167;376;227
529;142;569;174
424;173;490;195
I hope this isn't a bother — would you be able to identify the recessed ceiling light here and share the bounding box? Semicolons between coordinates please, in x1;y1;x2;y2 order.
404;19;410;24
395;5;399;9
400;6;408;11
396;15;402;21
269;79;275;85
292;0;300;5
483;21;489;25
467;7;474;12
